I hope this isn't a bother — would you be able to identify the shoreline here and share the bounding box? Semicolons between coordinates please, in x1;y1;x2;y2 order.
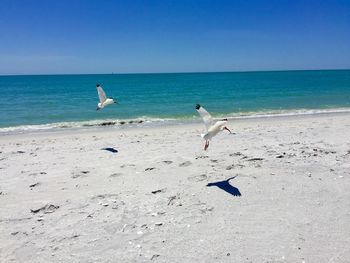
1;107;350;136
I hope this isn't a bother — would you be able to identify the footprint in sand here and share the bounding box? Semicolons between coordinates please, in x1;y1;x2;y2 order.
167;194;181;206
109;172;123;178
90;194;120;210
163;160;173;164
72;171;90;178
92;194;119;202
188;174;207;182
199;206;214;214
226;164;235;170
179;161;192;167
30;204;59;214
120;164;136;168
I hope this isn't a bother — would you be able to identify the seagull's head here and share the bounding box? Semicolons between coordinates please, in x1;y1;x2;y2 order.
96;83;101;87
195;104;201;110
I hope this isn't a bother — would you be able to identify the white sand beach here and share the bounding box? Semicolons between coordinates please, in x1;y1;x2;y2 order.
1;113;350;262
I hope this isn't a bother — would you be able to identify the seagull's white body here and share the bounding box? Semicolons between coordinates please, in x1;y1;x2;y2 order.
97;98;115;109
202;120;228;140
196;104;231;150
96;84;117;110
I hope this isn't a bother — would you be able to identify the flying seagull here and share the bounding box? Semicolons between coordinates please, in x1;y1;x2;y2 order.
96;84;118;110
195;104;232;150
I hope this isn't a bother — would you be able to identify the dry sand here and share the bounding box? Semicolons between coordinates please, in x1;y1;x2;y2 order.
1;113;350;262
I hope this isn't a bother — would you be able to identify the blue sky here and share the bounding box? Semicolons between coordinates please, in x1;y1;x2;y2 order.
0;0;349;75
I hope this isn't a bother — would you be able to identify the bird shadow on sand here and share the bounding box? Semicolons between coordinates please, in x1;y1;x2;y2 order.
207;176;241;197
102;147;118;153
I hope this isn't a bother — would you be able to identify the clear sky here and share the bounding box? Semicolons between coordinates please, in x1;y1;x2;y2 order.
1;0;349;75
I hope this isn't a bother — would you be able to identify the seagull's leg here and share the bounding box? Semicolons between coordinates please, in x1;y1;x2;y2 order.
204;140;209;151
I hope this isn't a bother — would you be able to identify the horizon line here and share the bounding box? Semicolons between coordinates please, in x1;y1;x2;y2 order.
1;68;349;77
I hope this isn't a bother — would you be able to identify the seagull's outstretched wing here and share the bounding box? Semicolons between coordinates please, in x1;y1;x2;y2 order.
97;85;107;103
195;104;213;130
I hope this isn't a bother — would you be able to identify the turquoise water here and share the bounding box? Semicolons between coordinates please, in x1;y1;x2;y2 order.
0;70;350;131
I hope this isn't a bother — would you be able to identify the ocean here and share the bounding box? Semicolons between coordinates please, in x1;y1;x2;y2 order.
0;70;350;133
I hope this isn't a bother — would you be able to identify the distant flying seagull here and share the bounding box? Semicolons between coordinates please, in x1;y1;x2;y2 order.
195;104;232;150
96;84;118;110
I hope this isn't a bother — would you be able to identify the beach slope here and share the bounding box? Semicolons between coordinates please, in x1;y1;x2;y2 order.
1;113;350;262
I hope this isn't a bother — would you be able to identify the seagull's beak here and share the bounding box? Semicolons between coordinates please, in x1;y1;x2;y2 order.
224;127;232;133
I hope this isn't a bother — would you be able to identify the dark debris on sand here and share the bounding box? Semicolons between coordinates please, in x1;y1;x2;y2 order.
30;204;59;214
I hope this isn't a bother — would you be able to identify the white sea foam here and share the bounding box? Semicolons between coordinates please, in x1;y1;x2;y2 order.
224;108;350;119
1;108;350;134
0;117;177;134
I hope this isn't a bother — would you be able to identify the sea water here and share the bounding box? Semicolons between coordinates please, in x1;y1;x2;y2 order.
0;70;349;132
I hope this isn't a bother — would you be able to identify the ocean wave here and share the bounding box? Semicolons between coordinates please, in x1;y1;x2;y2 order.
1;107;350;134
